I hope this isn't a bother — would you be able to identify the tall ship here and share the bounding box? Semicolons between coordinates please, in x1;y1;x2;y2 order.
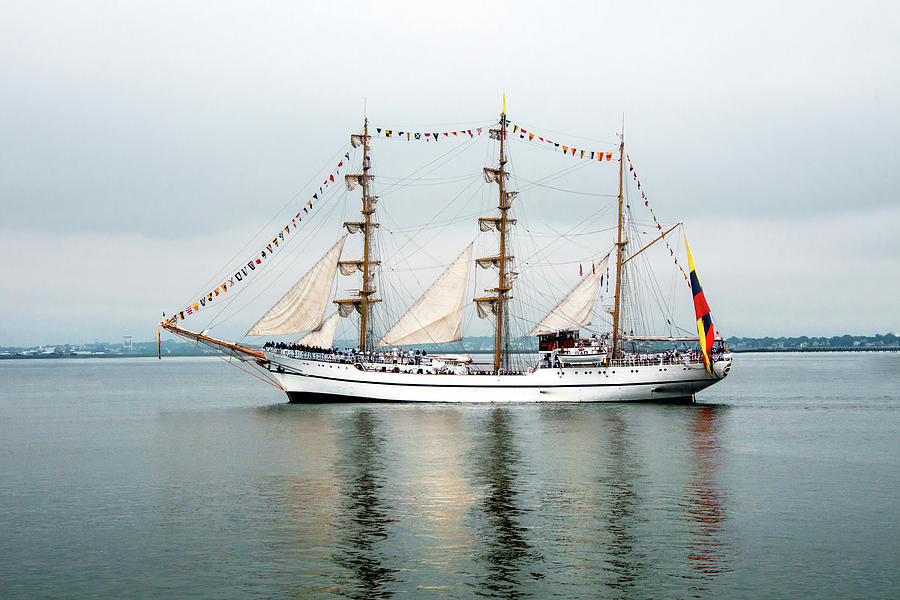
162;105;731;402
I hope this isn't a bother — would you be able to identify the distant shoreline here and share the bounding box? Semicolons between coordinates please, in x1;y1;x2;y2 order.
733;347;900;353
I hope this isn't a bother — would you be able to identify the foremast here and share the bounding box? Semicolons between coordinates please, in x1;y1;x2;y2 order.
335;118;381;352
610;128;626;360
475;111;515;373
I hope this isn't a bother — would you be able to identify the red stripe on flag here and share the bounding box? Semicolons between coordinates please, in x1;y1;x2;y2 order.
705;327;715;351
693;290;711;317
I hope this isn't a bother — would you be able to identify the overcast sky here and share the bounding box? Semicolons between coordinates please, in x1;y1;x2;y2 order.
2;0;898;346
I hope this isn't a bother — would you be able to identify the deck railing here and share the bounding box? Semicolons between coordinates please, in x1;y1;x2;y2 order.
606;355;706;367
264;347;429;366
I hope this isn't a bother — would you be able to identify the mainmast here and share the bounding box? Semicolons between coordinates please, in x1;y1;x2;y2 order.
335;118;381;352
610;128;626;359
475;111;514;373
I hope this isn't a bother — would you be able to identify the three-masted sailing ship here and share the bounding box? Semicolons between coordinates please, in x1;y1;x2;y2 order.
162;108;732;402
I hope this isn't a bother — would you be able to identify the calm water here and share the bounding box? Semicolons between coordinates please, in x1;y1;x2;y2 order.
1;353;898;599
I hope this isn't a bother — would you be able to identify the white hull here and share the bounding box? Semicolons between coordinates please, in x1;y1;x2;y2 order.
263;352;731;403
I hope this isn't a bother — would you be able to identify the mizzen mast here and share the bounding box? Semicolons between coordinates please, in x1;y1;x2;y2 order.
475;109;515;373
335;118;381;351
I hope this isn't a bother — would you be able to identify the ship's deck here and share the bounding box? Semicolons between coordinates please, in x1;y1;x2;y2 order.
263;346;720;374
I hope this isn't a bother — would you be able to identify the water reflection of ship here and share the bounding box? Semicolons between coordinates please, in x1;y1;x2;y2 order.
468;408;543;598
386;407;475;583
251;404;342;596
599;408;648;595
686;405;730;593
333;409;397;599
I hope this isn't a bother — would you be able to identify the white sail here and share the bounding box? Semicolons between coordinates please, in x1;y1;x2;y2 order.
297;312;340;349
528;254;610;336
246;236;347;336
377;243;473;347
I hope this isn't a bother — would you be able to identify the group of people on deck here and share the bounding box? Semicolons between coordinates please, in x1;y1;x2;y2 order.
262;342;430;365
542;341;726;369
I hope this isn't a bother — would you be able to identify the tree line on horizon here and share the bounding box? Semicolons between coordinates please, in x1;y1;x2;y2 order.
724;333;897;350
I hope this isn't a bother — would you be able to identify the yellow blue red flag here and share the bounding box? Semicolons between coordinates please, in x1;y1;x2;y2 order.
684;234;715;375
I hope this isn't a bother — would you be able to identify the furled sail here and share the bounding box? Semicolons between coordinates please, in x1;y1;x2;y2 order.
528;253;610;336
478;217;517;232
344;221;380;234
483;168;509;184
345;174;373;191
338;260;380;276
297;312;340;349
476;256;515;269
336;301;361;317
339;262;361;276
499;191;518;209
475;298;499;319
377;243;473;347
246;236;347;336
